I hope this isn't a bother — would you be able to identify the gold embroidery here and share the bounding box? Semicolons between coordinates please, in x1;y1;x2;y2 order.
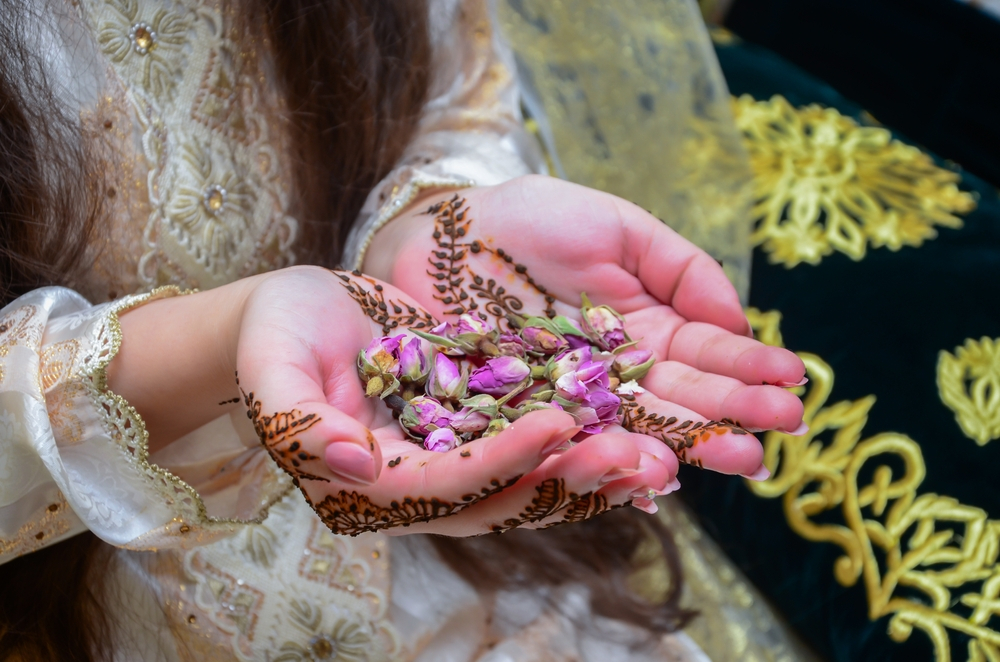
0;495;73;560
938;337;1000;446
95;0;192;101
166;138;256;272
40;340;81;392
0;305;40;358
748;309;1000;661
734;95;976;268
274;599;373;662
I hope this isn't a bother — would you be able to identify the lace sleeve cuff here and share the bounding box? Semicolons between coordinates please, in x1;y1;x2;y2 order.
0;287;290;564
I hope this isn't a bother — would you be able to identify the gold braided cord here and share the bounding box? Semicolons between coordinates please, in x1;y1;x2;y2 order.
734;96;976;268
938;337;1000;447
746;308;1000;662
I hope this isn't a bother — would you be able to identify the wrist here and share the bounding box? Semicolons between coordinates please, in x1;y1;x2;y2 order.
107;275;264;451
362;189;453;283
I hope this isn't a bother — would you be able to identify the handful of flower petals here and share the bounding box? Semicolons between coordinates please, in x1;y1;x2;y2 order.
357;295;656;453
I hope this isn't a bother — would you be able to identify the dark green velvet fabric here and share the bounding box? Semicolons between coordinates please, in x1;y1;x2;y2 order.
677;36;1000;662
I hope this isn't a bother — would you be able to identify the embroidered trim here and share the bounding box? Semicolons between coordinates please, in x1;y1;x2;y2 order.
735;95;976;268
746;308;1000;660
938;337;1000;446
86;286;291;538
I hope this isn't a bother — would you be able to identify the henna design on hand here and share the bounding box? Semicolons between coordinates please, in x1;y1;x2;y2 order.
489;478;578;533
334;270;438;335
423;196;557;328
538;492;626;530
306;476;520;536
238;377;328;484
618;394;749;467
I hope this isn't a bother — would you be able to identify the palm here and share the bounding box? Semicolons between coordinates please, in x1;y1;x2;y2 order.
377;176;808;477
233;266;655;537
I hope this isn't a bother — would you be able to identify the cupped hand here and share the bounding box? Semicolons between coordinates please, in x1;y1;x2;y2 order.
365;176;807;478
235;267;671;536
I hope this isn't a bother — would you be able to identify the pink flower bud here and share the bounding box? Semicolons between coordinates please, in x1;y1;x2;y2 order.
613;349;655;382
449;407;492;433
582;305;626;350
455;314;493;335
400;396;452;436
424;427;458;452
357;335;405;397
398;337;430;382
360;335;403;376
426;353;468;400
554;372;588;402
521;326;567;353
496;332;527;357
468;356;531;396
547;347;591;382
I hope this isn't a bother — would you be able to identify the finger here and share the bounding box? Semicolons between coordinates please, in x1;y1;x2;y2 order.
236;357;383;486
619;390;763;476
616;199;751;336
390;409;579;504
642;361;805;433
665;321;806;387
399;431;643;536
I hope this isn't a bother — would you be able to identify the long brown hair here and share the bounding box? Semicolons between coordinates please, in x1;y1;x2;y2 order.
0;1;689;659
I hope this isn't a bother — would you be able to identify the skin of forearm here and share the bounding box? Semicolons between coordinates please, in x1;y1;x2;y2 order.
106;276;261;453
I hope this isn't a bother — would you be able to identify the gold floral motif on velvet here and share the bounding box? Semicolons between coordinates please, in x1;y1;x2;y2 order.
734;96;976;268
938;337;1000;446
746;308;1000;662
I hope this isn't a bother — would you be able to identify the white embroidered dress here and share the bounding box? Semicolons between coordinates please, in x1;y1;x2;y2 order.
0;0;708;660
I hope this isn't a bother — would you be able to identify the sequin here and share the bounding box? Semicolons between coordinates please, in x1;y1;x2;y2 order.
129;22;156;55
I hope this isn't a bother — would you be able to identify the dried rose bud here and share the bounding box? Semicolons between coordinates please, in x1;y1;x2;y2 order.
583;386;621;433
426;353;469;401
398;336;431;383
554;352;612;402
481;417;510;438
613;349;655;382
556;386;621;434
430;320;456;337
547;347;591;382
455;314;493;335
400;396;452;437
496;332;527;357
554;372;589;401
458;393;499;417
449;407;492;433
424;427;458;452
521;326;567;353
580;294;627;350
468;356;531;396
357;335;404;398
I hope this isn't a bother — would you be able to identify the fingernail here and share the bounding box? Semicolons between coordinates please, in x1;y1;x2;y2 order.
773;377;809;388
631;498;659;514
741;463;770;482
325;442;378;485
784;421;809;436
541;426;583;456
599;467;643;485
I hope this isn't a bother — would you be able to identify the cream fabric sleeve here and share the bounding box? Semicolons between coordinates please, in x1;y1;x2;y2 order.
0;287;290;566
342;0;547;269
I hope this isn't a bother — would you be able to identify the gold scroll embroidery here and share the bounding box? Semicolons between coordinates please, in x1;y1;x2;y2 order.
938;337;1000;446
734;96;976;268
746;308;1000;662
